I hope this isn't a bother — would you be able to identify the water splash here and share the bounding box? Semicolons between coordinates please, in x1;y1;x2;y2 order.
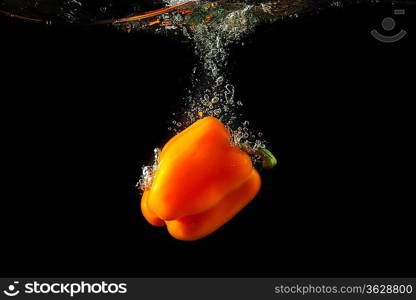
137;148;161;191
168;3;267;159
164;0;192;5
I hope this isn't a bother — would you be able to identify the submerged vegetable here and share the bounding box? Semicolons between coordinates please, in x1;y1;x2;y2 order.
141;116;269;241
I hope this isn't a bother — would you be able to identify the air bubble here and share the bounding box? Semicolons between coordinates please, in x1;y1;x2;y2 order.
138;148;161;191
211;97;220;104
216;76;224;86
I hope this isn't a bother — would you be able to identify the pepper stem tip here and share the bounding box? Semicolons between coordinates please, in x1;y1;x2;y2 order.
258;147;277;169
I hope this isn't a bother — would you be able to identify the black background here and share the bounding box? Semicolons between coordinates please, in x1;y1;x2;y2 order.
1;1;414;277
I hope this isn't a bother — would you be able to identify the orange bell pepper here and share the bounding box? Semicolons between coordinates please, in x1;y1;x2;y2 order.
140;116;273;241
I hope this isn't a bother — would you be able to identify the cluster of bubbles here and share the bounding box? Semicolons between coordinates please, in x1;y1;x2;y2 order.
61;0;83;23
174;3;268;154
137;148;161;191
170;3;264;132
163;0;191;5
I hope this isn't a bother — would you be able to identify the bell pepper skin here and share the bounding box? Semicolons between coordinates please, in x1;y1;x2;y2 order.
140;116;261;241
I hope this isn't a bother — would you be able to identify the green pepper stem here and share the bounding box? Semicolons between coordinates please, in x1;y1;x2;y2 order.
238;142;277;169
257;147;277;169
